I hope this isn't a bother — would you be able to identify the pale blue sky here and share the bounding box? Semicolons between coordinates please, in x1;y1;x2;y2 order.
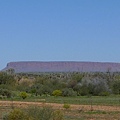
0;0;120;69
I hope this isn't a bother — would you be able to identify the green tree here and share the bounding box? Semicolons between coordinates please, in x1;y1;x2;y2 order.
112;79;120;94
6;68;15;75
0;72;15;85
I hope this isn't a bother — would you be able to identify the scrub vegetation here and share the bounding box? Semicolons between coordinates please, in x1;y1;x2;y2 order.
0;69;120;119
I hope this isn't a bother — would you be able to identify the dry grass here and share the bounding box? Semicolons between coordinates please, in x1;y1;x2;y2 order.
0;100;120;120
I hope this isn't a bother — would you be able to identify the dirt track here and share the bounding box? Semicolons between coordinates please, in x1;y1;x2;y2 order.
0;100;120;112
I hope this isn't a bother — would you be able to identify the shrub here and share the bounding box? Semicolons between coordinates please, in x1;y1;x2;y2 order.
25;106;54;120
62;88;77;97
2;112;9;120
3;109;30;120
99;91;110;96
20;92;28;99
0;95;3;99
52;90;62;96
80;77;110;96
3;106;64;120
52;110;64;120
63;104;70;110
0;89;12;98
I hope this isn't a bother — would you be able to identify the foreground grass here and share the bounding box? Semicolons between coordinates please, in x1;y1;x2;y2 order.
1;95;120;119
1;105;120;120
64;109;120;120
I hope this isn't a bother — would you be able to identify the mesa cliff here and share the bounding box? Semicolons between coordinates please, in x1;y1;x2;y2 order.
2;61;120;73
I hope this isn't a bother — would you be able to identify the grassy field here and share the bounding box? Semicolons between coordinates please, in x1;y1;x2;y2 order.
6;95;120;106
43;95;120;106
0;95;120;120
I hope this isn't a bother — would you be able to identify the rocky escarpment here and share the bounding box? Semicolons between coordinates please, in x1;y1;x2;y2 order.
2;61;120;73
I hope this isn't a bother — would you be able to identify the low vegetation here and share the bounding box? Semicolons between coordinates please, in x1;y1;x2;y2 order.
63;104;70;110
3;106;64;120
0;70;120;119
1;70;120;97
19;92;28;99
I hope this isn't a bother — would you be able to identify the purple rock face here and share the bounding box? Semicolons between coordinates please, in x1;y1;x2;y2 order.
2;61;120;73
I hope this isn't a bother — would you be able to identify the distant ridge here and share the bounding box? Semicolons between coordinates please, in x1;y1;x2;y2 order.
2;61;120;73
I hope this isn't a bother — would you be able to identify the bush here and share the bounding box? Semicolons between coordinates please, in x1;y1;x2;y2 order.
0;89;12;98
80;77;110;96
25;105;64;120
52;110;64;120
52;90;62;97
99;91;110;96
63;104;70;110
20;92;28;99
25;106;54;120
62;88;77;97
3;106;64;120
3;109;30;120
2;112;9;120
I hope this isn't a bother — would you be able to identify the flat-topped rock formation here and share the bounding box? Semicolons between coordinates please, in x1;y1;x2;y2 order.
2;61;120;73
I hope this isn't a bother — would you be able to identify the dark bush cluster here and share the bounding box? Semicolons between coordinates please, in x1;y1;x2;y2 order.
0;89;12;98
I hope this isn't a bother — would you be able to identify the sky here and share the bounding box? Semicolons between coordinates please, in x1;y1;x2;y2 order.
0;0;120;69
